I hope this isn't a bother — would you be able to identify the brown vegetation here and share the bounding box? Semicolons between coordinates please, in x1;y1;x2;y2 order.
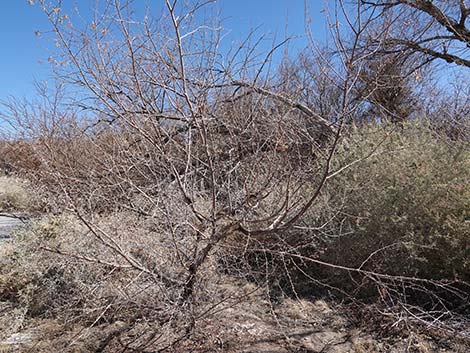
0;0;469;351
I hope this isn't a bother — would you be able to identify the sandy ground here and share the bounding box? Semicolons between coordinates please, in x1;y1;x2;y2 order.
0;215;22;239
0;216;22;239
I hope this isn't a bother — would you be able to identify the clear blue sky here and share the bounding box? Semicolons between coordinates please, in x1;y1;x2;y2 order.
0;1;52;101
0;1;327;103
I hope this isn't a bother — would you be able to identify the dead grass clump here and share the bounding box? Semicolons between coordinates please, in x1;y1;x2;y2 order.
0;177;29;211
0;211;213;350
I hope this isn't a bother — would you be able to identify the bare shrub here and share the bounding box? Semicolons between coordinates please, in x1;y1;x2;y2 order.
0;0;468;350
0;0;352;348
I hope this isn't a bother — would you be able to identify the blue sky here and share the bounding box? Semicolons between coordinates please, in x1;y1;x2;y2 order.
0;1;52;101
0;1;327;103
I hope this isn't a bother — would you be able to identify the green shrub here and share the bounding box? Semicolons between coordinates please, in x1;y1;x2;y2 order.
296;121;469;306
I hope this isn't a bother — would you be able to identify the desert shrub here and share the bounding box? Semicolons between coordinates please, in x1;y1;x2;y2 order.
267;121;470;313
0;176;30;211
322;121;469;281
221;121;469;311
0;139;42;177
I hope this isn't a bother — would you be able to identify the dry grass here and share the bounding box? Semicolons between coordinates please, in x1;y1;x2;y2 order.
0;212;469;352
0;177;29;211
